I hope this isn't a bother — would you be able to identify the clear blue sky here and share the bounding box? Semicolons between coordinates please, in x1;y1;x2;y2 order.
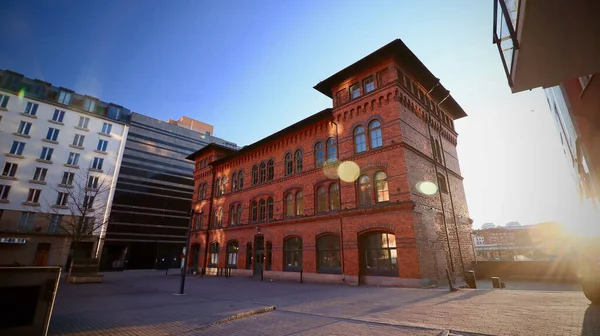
2;0;596;233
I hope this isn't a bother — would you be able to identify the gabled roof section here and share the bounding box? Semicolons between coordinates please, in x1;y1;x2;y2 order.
313;39;467;120
185;143;238;161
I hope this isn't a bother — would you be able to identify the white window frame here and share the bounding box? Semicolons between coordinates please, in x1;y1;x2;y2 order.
83;98;96;112
78;116;90;129
58;91;72;105
91;157;104;170
40;147;54;161
46;127;60;141
73;134;85;147
101;122;112;135
67;152;80;166
2;162;18;177
0;184;11;200
52;109;65;122
33;167;48;182
17;121;32;135
10;141;25;155
24;102;38;115
61;172;75;186
97;139;108;152
55;192;68;206
27;189;41;203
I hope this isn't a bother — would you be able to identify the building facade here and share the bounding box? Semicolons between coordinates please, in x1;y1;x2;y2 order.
187;40;474;287
0;70;129;267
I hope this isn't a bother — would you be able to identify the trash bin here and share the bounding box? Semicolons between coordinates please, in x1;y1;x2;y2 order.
465;270;477;289
491;276;502;288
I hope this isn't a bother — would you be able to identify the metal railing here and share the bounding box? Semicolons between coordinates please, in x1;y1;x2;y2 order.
493;0;521;87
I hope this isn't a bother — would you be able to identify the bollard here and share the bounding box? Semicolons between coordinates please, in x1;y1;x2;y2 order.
200;267;204;277
300;269;303;284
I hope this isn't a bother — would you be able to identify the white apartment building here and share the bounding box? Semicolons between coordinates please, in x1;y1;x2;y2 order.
0;71;129;267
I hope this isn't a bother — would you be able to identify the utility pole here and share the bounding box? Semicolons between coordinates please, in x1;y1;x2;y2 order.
176;210;201;295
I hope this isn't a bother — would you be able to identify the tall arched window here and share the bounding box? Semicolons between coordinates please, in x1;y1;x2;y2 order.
267;160;274;181
226;241;239;268
215;178;221;197
369;120;382;148
267;197;274;220
259;162;266;183
437;172;448;193
374;171;389;202
285;193;294;217
209;242;219;267
230;204;237;226
316;185;327;213
314;142;324;168
285;153;293;176
317;234;341;273
358;175;372;206
296;191;304;215
202;182;207;199
252;165;259;185
251;201;258;222
218;208;224;227
238;170;244;189
232;172;237;191
259;199;266;222
295;150;303;173
354;126;367;153
213;209;219;229
283;237;302;271
197;182;205;200
236;204;242;225
329;183;340;211
220;177;227;195
326;138;337;163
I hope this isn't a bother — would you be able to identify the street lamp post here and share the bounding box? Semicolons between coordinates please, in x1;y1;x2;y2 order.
178;210;201;295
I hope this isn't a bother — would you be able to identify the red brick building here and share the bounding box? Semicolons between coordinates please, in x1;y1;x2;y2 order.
186;40;474;287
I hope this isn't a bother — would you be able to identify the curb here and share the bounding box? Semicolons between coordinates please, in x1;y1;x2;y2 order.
176;305;277;335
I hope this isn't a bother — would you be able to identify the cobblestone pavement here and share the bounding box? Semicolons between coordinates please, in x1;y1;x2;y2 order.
49;271;600;336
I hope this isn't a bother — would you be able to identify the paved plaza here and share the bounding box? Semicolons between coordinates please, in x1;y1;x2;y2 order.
49;271;600;336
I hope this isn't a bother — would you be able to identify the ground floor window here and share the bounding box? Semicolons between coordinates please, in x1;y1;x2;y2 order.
283;237;302;271
317;234;341;274
209;242;219;267
360;231;398;276
226;241;238;268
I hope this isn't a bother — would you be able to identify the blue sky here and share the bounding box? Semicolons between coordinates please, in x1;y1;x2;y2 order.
1;0;596;233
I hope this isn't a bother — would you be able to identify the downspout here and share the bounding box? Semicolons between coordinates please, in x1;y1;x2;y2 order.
332;120;345;281
203;165;216;274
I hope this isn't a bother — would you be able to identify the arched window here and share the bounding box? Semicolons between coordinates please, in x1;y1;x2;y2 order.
220;177;227;195
283;237;302;271
213;209;219;229
209;242;219;267
360;231;397;276
259;199;266;222
230;204;237;226
317;234;341;273
285;193;294;217
197;182;205;200
232;172;237;191
316;185;327;213
296;191;304;215
437;173;448;193
369;120;382;148
329;183;340;211
226;241;239;268
267;160;274;181
358;175;372;206
194;213;204;230
251;201;258;222
202;182;207;199
374;171;389;202
259;162;266;183
295;150;303;173
218;208;224;227
285;153;293;176
238;170;244;189
326;138;337;163
267;197;274;220
215;178;221;197
236;204;242;225
354;126;367;153
314;142;324;168
252;165;259;185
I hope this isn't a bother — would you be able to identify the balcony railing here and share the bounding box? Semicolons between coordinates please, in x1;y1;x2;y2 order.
493;0;521;87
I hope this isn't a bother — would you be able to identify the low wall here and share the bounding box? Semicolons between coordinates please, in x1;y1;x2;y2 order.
473;261;579;281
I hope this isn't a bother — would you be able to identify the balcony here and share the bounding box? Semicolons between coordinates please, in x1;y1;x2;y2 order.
493;0;600;93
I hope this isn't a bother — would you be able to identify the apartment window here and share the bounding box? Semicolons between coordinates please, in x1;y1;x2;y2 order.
294;150;303;173
238;170;244;189
314;142;324;168
198;182;207;200
78;116;90;129
317;234;341;273
285;153;293;176
259;199;266;221
285;193;294;217
326;138;337;163
49;215;62;233
259;162;266;183
83;98;96;112
350;83;361;99
46;127;60;141
17;121;32;135
251;201;258;222
296;191;304;215
267;160;274;181
267;197;274;220
0;185;10;200
2;162;18;177
375;171;389;202
97;139;108;152
27;189;41;203
363;76;375;93
61;172;75;186
252;165;259;185
55;192;68;206
83;195;95;208
73;134;85;147
369;120;382;148
39;147;54;161
358;175;372;206
58;91;72;105
354;126;367;153
32;167;48;182
10;141;25;155
52;109;65;122
437;173;448;193
18;212;35;230
0;94;9;108
316;185;327;212
329;183;340;210
226;241;239;267
87;176;99;189
101;122;112;135
67;152;80;166
283;237;302;271
91;157;104;170
209;242;219;267
24;102;38;116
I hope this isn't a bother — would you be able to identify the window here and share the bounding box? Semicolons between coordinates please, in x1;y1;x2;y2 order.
369;120;382;148
314;142;324;168
87;176;99;189
236;204;242;225
363;76;375;93
316;185;327;213
0;94;9;108
58;91;71;105
218;208;224;227
317;234;341;273
17;121;32;135
83;195;95;208
27;189;41;203
101;122;112;135
350;83;361;99
285;153;293;176
232;172;237;191
46;127;60;141
267;197;273;220
295;150;303;173
227;241;239;267
198;182;207;200
49;214;62;233
215;178;221;197
32;167;47;182
52;109;65;122
259;199;266;222
375;172;389;202
39;147;54;161
354;126;367;153
326;138;337;163
252;165;259;185
361;231;397;276
435;140;442;163
259;162;266;183
0;185;11;200
329;183;340;210
97;139;108;152
438;173;448;193
67;152;80;166
267;160;274;181
251;201;258;222
296;191;304;215
209;242;219;267
73;134;85;147
91;157;104;170
24;102;38;116
78;116;90;129
285;193;294;217
220;177;227;195
246;243;253;270
2;162;17;177
55;192;68;206
10;141;25;155
61;172;75;186
18;212;35;230
84;98;96;112
358;175;372;206
283;237;302;271
230;204;237;226
238;170;244;189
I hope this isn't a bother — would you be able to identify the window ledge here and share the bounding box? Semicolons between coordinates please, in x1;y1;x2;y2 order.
0;199;9;203
69;144;84;150
63;164;79;169
98;132;112;138
52;205;68;209
20;112;38;119
58;184;74;189
42;139;59;144
93;150;108;155
0;175;17;180
36;159;53;164
74;126;89;132
5;154;24;159
89;168;103;173
0;107;7;111
48;120;65;126
29;180;47;185
12;132;31;139
22;202;40;207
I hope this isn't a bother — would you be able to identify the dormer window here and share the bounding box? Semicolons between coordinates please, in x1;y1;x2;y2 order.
350;83;361;99
58;91;72;105
363;76;375;94
83;98;96;112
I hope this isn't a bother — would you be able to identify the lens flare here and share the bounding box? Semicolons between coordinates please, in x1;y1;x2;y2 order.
323;164;339;179
416;181;437;195
18;88;25;100
337;161;360;182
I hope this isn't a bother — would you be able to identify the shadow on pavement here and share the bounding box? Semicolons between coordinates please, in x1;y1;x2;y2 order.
581;304;600;336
